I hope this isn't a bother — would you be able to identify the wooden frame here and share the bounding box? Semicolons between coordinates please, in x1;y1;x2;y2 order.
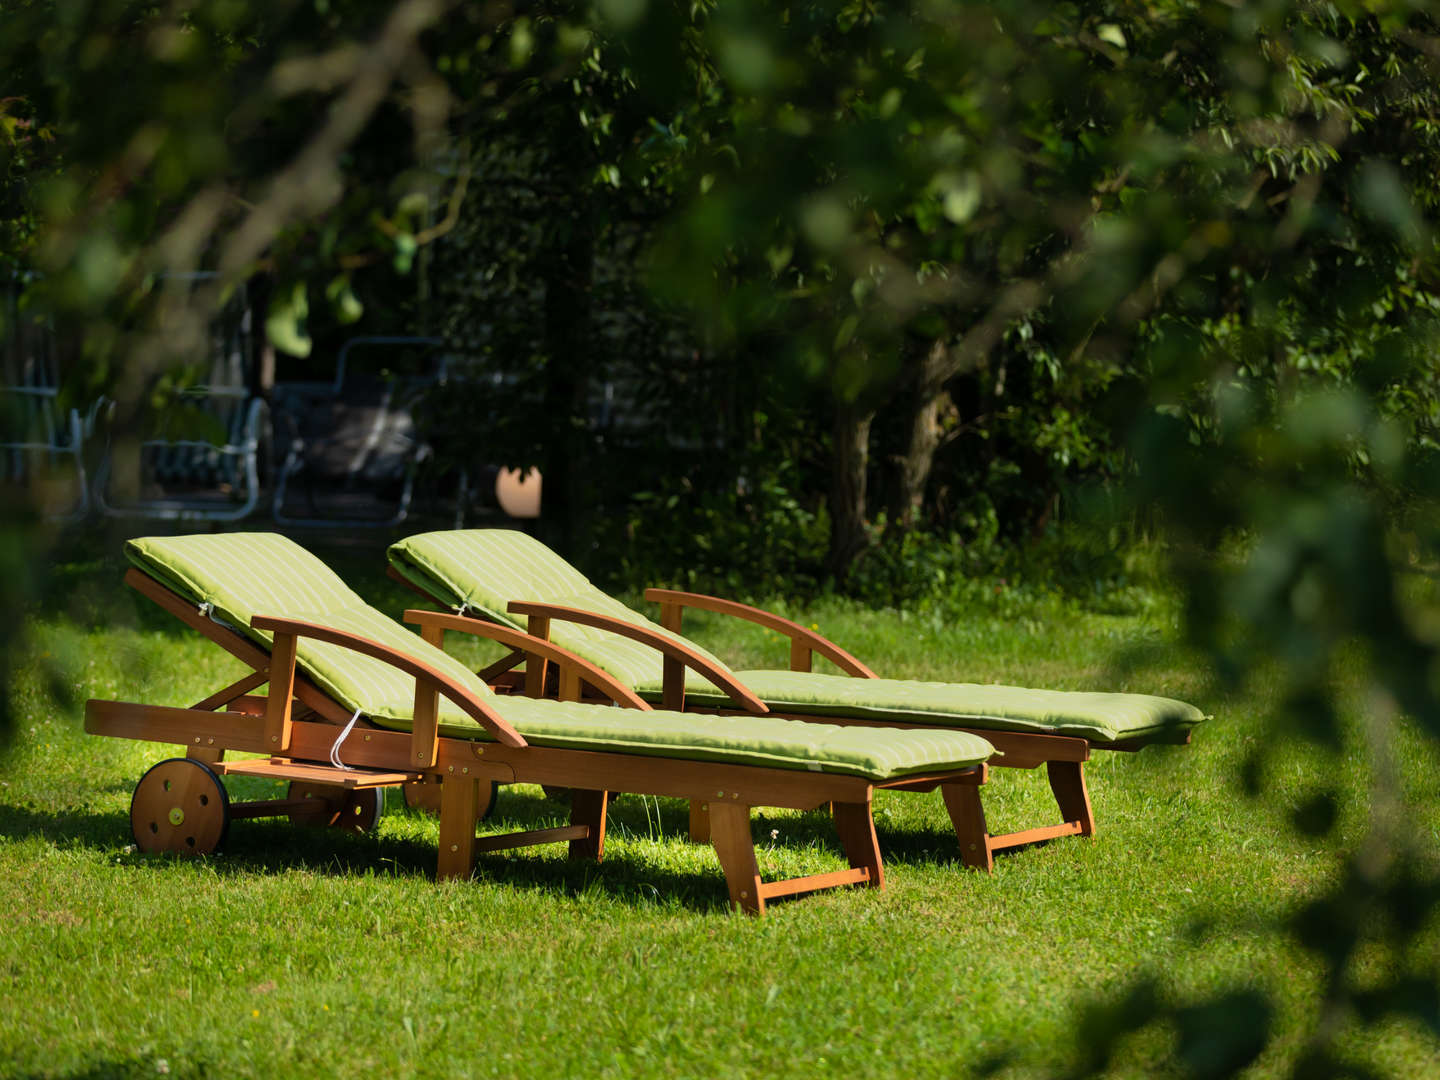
86;569;990;914
402;582;1190;864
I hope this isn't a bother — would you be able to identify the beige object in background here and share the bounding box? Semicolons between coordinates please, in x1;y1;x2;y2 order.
496;466;542;518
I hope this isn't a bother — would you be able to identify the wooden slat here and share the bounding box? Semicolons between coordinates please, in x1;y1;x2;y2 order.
251;613;527;749
523;615;550;697
411;675;441;768
227;798;316;819
437;776;479;880
86;699;274;755
568;789;608;860
476;745;876;810
831;800;884;891
86;701;963;812
986;820;1085;851
661;655;684;711
215;759;419;788
963;729;1089;766
643;587;878;679
507;600;769;714
940;781;993;872
284;722;518;784
479;649;526;684
756;866;870;900
191;669;270;711
225;695;268;717
708;801;764;914
264;631;298;752
406;609;652;711
876;764;987;791
472;824;589;855
788;638;812;674
694;704;1091;768
1047;760;1095;837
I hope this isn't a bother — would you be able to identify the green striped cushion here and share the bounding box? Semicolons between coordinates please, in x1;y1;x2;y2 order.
128;533;995;780
126;533;497;728
390;530;1205;744
425;696;994;779
652;670;1205;744
388;530;733;691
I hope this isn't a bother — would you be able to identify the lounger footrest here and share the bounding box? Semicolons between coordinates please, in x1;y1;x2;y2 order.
758;866;870;901
472;824;590;854
215;759;422;788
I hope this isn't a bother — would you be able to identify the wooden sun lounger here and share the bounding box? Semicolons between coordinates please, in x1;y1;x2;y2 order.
389;568;1190;871
85;570;989;914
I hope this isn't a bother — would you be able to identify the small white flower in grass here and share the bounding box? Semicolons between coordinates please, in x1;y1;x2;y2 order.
155;1059;170;1075
770;829;779;841
123;845;137;855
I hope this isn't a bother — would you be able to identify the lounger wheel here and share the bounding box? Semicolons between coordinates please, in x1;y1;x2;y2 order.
130;758;230;856
287;782;385;833
403;778;497;822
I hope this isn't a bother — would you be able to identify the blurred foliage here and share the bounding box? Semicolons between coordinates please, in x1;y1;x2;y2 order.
4;0;1440;1074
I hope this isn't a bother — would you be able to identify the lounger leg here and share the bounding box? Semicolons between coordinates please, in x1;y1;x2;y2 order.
941;783;995;872
436;776;480;880
1047;760;1095;837
568;789;609;861
689;799;711;844
708;802;764;915
831;801;885;891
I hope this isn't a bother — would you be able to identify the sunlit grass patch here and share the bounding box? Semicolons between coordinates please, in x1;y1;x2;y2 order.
3;539;1437;1078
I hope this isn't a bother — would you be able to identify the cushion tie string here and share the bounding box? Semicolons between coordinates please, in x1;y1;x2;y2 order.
329;708;362;771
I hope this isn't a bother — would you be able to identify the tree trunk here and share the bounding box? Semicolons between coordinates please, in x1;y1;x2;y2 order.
889;338;952;532
827;402;875;583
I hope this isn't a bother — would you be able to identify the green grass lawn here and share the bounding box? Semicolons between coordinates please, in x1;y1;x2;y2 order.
3;536;1437;1078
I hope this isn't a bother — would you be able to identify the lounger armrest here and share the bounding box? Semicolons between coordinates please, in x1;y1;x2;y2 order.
403;609;653;711
643;588;878;679
250;614;527;768
505;601;769;714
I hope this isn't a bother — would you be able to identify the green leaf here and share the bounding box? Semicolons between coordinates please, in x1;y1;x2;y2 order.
393;232;417;274
325;275;363;325
264;282;311;358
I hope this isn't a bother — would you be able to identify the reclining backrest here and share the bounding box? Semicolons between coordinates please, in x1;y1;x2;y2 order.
127;532;494;726
388;529;733;689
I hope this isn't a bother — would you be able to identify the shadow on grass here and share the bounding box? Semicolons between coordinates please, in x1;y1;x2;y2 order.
0;801;130;849
1;781;997;917
0;792;740;913
12;1060;196;1080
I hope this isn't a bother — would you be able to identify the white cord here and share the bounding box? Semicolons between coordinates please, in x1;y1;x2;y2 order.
198;602;213;617
328;708;362;770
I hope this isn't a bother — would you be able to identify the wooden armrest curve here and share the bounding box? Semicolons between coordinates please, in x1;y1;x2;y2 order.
249;614;527;747
643;588;877;679
505;601;768;714
403;609;653;711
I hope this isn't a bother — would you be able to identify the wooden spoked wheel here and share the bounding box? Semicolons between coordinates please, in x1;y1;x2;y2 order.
130;758;230;855
403;778;498;822
287;782;384;834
